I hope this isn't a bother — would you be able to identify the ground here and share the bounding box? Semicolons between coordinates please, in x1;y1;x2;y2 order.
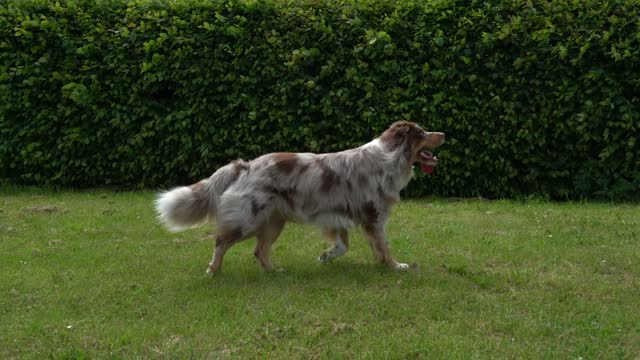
0;187;639;359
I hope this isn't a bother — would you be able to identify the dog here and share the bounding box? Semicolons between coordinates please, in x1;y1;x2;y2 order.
155;121;445;274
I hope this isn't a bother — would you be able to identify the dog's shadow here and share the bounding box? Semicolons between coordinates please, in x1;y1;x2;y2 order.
187;258;421;293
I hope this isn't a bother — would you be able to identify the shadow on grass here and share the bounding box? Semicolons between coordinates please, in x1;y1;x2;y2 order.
183;258;424;292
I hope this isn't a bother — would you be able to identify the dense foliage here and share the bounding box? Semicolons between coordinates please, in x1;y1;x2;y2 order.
1;0;639;199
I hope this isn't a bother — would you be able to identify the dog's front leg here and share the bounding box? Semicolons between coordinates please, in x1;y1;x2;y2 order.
362;223;412;270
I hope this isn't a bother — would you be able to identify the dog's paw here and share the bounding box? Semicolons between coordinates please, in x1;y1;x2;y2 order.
205;267;216;277
394;262;416;270
318;252;333;263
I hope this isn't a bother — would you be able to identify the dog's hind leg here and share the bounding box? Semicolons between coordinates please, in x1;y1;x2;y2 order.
206;227;247;275
254;217;285;271
207;193;262;275
318;229;349;263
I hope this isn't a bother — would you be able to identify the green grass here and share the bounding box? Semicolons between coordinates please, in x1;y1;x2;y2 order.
1;188;639;359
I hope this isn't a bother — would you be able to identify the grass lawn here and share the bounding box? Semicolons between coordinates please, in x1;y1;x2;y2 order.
0;187;639;359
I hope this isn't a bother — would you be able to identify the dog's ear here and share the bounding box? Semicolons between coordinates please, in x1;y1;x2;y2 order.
396;125;410;137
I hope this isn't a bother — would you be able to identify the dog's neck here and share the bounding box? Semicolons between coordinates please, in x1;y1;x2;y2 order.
361;138;414;192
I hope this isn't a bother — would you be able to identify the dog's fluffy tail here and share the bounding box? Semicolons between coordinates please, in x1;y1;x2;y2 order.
155;162;245;232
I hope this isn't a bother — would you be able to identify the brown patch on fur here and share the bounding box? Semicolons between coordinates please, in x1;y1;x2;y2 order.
379;121;412;147
323;228;337;239
273;153;298;174
362;201;379;224
318;160;341;192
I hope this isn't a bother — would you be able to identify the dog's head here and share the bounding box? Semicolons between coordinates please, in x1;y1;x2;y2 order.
379;121;445;172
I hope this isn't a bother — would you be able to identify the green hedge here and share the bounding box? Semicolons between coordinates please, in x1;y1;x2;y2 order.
1;0;639;199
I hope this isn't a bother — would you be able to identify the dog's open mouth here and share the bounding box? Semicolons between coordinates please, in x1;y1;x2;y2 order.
418;149;438;174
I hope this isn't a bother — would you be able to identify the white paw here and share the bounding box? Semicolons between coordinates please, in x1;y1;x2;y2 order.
318;252;333;263
205;267;215;277
395;262;418;270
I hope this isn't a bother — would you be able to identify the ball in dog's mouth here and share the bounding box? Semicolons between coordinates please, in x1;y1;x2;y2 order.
418;150;438;174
